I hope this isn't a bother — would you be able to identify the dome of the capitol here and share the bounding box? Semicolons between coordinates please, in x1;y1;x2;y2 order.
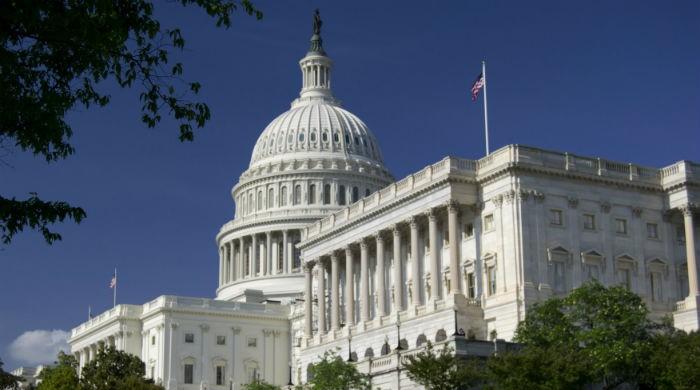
215;12;393;303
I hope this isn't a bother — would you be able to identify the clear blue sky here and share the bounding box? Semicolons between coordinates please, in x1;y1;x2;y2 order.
2;0;698;369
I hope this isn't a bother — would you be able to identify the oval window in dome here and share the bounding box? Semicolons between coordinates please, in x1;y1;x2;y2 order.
354;137;360;146
310;131;317;142
345;134;350;144
333;132;340;143
287;133;294;143
322;132;328;142
299;132;305;142
363;138;367;147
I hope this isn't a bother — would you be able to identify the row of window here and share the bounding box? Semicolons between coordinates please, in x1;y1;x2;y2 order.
177;332;258;348
548;209;684;240
238;184;373;215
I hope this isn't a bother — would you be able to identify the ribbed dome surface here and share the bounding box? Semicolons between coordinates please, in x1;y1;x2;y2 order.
249;101;385;169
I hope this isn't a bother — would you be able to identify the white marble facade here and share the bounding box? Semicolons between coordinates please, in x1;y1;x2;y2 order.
69;17;700;390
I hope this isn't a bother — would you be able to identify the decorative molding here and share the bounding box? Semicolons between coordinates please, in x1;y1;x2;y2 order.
470;202;485;213
567;197;579;209
600;202;611;214
199;324;210;332
492;195;504;208
532;191;545;203
679;203;698;216
631;206;643;218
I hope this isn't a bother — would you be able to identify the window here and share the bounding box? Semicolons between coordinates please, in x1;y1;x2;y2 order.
487;266;497;296
293;185;301;205
352;186;359;203
585;264;600;281
483;214;494;231
216;365;225;385
256;191;262;210
150;366;155;379
583;214;596;230
365;188;370;197
309;184;316;204
333;132;340;143
184;364;194;384
185;333;194;343
323;184;331;205
280;186;287;206
247;337;257;347
650;272;663;302
615;218;627;234
216;335;226;345
619;268;631;289
552;261;565;292
248;194;253;213
322;131;328;142
338;185;346;205
464;223;474;238
647;223;658;239
466;272;476;298
267;189;274;208
151;335;156;345
549;209;563;226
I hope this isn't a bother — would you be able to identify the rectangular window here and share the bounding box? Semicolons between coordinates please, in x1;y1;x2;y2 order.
583;214;596;230
586;264;600;281
650;272;663;302
151;335;156;345
619;268;631;290
487;266;497;296
464;223;474;238
466;272;476;298
647;223;658;239
615;218;627;234
483;214;494;231
216;366;225;385
553;261;565;292
184;364;194;384
216;335;226;345
550;209;563;226
184;333;194;343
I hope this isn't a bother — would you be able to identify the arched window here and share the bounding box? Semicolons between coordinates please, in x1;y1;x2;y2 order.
365;188;371;197
293;185;301;205
309;184;316;204
380;342;391;356
364;348;374;359
352;186;359;203
241;196;246;216
416;334;427;347
399;338;408;350
323;184;331;205
267;188;274;209
248;193;253;213
257;191;263;210
435;329;447;342
280;186;288;206
338;185;346;205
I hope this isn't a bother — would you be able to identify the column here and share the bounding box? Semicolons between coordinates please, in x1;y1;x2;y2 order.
345;246;355;326
238;237;244;278
682;205;698;297
283;230;289;273
265;232;272;276
219;246;224;286
230;241;236;281
251;234;258;276
393;226;403;311
228;242;234;283
428;208;440;301
448;201;461;294
376;233;386;317
410;216;421;305
304;263;313;337
360;239;370;322
168;322;178;388
316;260;326;334
331;252;340;331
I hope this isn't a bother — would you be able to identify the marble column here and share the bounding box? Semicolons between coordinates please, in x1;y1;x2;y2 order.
376;233;386;317
345;246;355;326
219;246;224;286
331;252;340;331
228;241;235;282
265;232;272;276
428;208;440;301
251;234;258;276
316;260;326;334
304;263;313;337
238;237;244;278
448;201;461;294
283;230;289;273
410;216;421;305
682;204;698;297
360;239;370;322
393;226;403;311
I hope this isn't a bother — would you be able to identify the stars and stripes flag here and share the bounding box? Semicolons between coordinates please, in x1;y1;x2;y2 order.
110;268;117;307
471;72;485;101
110;273;117;289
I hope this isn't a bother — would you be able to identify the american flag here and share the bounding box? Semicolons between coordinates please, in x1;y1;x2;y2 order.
471;72;485;101
110;274;117;289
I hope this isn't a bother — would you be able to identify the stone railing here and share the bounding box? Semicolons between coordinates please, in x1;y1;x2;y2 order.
70;304;143;338
302;145;698;242
141;295;289;317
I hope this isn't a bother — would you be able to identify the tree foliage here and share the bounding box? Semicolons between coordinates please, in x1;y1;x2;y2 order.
244;378;281;390
303;350;370;390
403;342;484;390
0;358;22;390
641;330;700;390
79;346;163;390
0;0;262;245
37;352;80;390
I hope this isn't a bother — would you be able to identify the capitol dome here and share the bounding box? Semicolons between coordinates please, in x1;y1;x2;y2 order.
215;14;393;303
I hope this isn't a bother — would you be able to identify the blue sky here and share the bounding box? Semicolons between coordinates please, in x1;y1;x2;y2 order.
1;0;698;369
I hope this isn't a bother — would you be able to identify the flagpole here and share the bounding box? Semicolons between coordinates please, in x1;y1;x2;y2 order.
113;267;117;308
482;60;490;155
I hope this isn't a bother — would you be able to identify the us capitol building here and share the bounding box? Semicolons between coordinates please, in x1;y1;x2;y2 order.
69;14;700;390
